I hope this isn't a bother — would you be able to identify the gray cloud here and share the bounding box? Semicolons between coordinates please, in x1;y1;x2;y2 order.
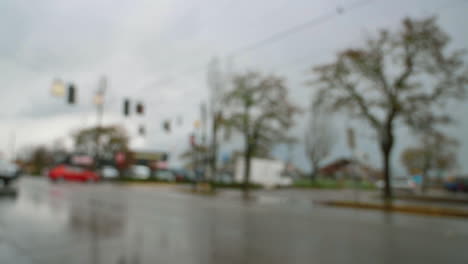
0;0;467;173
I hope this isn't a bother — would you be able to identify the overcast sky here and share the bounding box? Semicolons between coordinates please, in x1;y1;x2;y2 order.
0;0;467;174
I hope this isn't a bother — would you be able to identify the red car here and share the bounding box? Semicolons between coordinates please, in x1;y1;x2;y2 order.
48;165;99;182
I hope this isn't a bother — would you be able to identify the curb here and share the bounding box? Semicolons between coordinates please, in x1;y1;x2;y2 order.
393;195;468;205
322;200;468;218
121;182;180;187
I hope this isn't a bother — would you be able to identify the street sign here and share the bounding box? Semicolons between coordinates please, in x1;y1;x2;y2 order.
115;152;126;164
71;155;94;166
132;151;165;161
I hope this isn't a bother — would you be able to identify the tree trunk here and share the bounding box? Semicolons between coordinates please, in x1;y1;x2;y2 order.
310;162;319;182
243;144;251;199
421;170;428;193
381;110;396;200
242;104;251;199
421;151;433;193
210;114;219;187
381;146;392;200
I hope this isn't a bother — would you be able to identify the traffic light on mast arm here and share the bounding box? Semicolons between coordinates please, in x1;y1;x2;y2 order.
163;120;171;133
136;102;144;115
190;133;196;147
138;125;145;136
67;84;76;104
123;99;130;116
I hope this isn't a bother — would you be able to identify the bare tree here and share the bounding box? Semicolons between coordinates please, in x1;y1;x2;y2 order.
18;145;52;175
73;125;129;161
179;145;209;171
223;71;300;196
305;108;335;180
311;17;468;199
401;131;458;192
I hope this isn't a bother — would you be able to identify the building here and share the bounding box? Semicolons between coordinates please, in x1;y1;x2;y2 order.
235;157;292;187
319;158;382;181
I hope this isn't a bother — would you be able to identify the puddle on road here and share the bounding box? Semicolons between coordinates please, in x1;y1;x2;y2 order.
0;242;34;264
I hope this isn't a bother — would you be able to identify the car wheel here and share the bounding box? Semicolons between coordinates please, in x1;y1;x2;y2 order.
3;179;10;187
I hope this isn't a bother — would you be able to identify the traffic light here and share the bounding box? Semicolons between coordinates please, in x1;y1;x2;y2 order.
138;125;145;136
190;133;196;147
163;120;171;133
136;102;144;115
123;99;130;116
67;84;76;104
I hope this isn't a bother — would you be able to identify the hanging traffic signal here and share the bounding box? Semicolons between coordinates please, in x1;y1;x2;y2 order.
136;102;144;115
123;99;130;116
190;133;196;147
67;84;76;104
163;120;171;133
138;125;145;136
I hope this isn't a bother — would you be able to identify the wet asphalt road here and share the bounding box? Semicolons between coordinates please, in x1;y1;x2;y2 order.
0;177;467;264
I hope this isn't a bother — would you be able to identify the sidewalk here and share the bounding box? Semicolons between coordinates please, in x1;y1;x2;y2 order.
256;188;468;218
184;187;468;217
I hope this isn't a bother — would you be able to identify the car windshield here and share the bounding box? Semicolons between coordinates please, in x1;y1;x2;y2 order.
1;1;468;263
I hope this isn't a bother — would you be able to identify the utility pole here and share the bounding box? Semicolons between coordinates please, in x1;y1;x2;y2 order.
287;138;294;164
94;76;106;167
97;77;106;130
200;102;208;180
347;126;360;202
207;58;225;185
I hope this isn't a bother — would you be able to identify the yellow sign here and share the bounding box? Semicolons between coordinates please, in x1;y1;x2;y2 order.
132;151;163;161
51;79;65;97
194;120;201;129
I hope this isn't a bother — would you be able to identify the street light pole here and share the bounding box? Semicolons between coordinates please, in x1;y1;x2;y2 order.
94;76;107;167
200;102;209;181
96;77;106;128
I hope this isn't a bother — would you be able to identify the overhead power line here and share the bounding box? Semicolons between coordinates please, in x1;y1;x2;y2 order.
227;0;375;58
139;0;377;91
266;0;468;73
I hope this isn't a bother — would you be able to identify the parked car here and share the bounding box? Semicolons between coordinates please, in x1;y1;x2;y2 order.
215;172;234;184
171;169;195;182
131;165;151;180
48;164;99;182
156;169;176;182
444;177;468;193
376;178;416;193
0;160;21;187
100;165;119;180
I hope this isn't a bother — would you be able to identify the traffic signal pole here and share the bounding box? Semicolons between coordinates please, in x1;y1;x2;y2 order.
95;77;107;167
200;102;208;181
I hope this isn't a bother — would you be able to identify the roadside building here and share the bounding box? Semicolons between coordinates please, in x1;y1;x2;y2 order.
319;158;382;181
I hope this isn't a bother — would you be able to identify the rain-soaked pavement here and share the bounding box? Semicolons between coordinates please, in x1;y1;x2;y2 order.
0;177;467;264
